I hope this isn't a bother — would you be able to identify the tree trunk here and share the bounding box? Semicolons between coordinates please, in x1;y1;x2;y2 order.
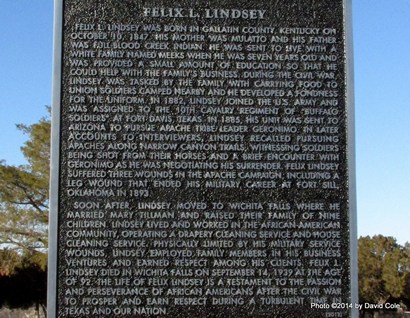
41;304;47;318
359;309;365;318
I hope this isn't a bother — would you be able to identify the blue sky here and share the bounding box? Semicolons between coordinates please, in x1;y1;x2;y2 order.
0;1;409;244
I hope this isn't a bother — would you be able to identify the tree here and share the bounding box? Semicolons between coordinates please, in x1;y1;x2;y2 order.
358;235;410;315
0;112;49;315
0;249;21;276
0;112;50;254
0;252;47;317
0;249;22;309
400;242;410;307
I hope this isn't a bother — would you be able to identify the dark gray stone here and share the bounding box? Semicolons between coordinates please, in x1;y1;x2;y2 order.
48;0;356;317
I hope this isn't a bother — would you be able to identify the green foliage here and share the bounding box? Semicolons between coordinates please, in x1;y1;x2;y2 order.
0;249;21;276
17;112;51;180
358;235;410;305
0;113;50;253
403;243;410;297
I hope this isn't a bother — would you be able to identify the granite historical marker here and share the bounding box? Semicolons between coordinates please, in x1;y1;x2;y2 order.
48;0;356;317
